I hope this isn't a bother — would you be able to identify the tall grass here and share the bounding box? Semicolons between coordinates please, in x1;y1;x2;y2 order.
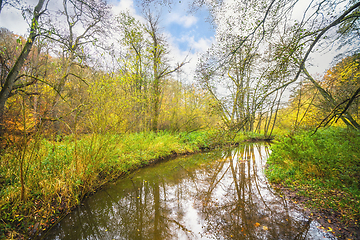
0;130;220;239
266;127;360;222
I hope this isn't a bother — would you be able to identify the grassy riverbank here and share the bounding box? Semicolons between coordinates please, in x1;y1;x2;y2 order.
1;129;266;239
266;127;360;238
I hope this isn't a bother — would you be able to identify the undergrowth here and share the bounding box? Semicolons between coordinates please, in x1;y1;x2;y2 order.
0;130;223;239
266;127;360;224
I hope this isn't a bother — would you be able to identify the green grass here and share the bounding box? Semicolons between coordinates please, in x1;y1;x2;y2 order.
266;127;360;223
0;129;233;239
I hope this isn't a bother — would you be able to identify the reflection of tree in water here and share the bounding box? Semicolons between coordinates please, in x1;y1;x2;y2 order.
45;172;188;239
194;144;312;239
100;178;185;240
46;144;316;240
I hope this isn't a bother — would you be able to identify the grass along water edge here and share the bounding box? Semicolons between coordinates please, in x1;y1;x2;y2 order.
1;129;254;239
265;127;360;237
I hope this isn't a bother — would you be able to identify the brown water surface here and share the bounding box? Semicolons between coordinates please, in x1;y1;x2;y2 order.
44;143;335;239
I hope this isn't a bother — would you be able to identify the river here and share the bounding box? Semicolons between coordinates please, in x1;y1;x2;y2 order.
44;143;335;239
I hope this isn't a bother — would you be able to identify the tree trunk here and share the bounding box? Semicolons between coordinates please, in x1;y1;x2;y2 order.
153;182;161;239
0;0;45;136
152;50;160;131
152;78;160;132
303;68;360;130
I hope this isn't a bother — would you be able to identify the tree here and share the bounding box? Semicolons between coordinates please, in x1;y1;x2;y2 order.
0;0;111;138
309;54;360;129
196;7;293;136
0;0;46;137
116;12;152;132
39;0;110;136
0;0;20;13
143;10;186;131
198;0;360;131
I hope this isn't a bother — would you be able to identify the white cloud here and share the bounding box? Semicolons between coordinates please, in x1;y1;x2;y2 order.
111;0;136;16
167;13;198;28
178;35;213;53
189;37;213;53
110;0;148;25
0;6;28;35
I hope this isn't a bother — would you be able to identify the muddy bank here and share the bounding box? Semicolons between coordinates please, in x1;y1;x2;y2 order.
271;183;360;240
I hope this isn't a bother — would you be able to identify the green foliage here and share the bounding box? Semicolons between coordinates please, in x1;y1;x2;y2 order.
266;127;360;222
179;130;216;149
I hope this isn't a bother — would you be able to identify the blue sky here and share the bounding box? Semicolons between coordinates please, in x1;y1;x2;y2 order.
163;6;215;52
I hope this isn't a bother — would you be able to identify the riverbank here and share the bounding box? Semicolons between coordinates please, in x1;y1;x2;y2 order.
0;130;270;239
266;127;360;239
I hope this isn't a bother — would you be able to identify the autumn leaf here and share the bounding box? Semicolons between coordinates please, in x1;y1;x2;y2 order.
263;226;268;231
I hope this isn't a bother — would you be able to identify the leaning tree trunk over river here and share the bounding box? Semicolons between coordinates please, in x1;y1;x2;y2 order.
303;68;360;130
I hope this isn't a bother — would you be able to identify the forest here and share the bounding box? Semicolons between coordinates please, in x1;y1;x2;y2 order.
0;0;359;239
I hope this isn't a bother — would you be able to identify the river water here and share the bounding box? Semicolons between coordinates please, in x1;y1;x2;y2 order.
44;143;335;239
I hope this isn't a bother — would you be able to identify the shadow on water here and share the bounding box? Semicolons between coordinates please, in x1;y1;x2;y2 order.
44;143;335;240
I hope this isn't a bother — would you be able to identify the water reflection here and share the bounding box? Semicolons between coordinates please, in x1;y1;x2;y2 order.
44;144;334;240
